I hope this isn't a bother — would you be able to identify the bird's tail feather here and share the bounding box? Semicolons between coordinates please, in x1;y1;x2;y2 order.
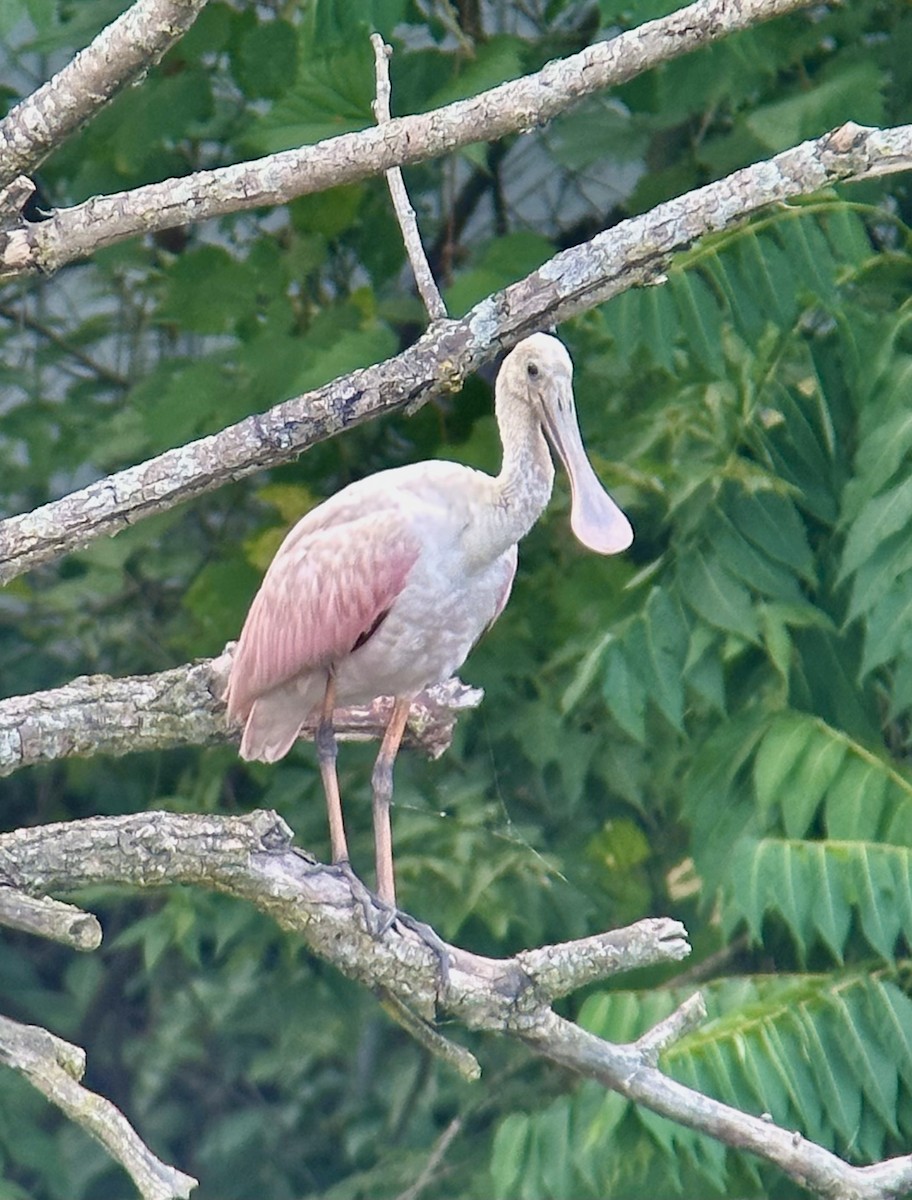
239;687;310;763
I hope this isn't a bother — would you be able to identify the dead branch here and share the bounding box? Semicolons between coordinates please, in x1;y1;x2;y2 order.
0;0;208;194
0;658;481;777
0;1014;197;1200
0;0;810;277
371;33;447;321
1;120;910;587
1;809;910;1200
0;887;100;949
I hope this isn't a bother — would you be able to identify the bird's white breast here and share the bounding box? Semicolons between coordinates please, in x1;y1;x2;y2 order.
329;460;515;705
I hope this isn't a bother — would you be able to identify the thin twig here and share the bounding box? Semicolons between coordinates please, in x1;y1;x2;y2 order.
635;992;708;1064
371;34;447;321
379;991;479;1080
0;302;129;387
393;1116;463;1200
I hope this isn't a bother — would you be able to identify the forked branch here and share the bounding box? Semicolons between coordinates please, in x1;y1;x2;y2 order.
1;810;910;1200
2;121;911;587
0;1014;197;1200
0;0;811;276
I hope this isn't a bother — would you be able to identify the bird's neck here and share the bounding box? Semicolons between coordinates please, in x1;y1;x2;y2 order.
488;403;555;552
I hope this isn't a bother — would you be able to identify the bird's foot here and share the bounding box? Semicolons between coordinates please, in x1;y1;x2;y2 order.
328;859;383;931
372;900;451;999
328;862;451;996
389;907;452;996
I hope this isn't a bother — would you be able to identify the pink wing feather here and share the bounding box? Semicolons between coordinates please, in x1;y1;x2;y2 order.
226;507;419;729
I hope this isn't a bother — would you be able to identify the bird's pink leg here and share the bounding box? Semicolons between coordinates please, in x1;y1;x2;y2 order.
371;697;411;906
316;671;350;865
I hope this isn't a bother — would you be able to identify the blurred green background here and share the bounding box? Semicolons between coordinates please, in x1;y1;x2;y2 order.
2;0;912;1196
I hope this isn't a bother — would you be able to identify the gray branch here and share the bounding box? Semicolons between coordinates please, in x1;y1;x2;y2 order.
371;33;447;321
522;1007;912;1200
0;887;101;949
635;992;708;1064
0;0;810;276
1;119;910;587
0;1015;197;1200
0;0;208;194
0;655;481;777
1;809;910;1200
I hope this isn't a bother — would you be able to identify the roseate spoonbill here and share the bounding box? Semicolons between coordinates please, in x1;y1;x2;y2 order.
226;333;632;909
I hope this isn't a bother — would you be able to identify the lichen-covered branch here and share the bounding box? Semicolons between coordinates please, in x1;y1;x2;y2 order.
1;120;910;587
0;656;481;778
0;1014;197;1200
2;809;911;1200
0;0;810;277
0;0;208;194
0;887;100;949
516;922;690;1003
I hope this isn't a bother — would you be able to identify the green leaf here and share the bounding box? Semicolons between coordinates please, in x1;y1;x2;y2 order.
602;641;647;742
708;512;804;602
724;837;912;962
726;487;816;583
231;19;298;100
426;36;524;109
159;246;257;334
633;588;689;729
667;269;724;375
753;712;809;824
806;843;851;962
860;577;912;677
245;42;374;151
824;755;888;841
678;548;759;642
746;62;885;152
841;475;912;580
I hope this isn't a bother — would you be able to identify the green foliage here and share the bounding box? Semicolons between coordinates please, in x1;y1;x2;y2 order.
3;1;912;1198
492;973;912;1197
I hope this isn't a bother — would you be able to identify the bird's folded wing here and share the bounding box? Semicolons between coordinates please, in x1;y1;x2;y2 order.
225;511;420;721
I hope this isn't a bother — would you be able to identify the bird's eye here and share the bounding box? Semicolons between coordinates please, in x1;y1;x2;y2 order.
527;362;540;379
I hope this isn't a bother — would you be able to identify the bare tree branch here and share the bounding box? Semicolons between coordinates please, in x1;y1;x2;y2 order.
0;657;481;777
523;1008;912;1200
2;809;911;1200
0;887;101;949
635;992;708;1064
0;1014;197;1200
517;922;690;1003
371;33;447;321
0;0;811;277
393;1115;463;1200
1;120;911;586
0;0;209;196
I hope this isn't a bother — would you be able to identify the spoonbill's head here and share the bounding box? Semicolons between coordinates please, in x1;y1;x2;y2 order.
498;333;634;554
